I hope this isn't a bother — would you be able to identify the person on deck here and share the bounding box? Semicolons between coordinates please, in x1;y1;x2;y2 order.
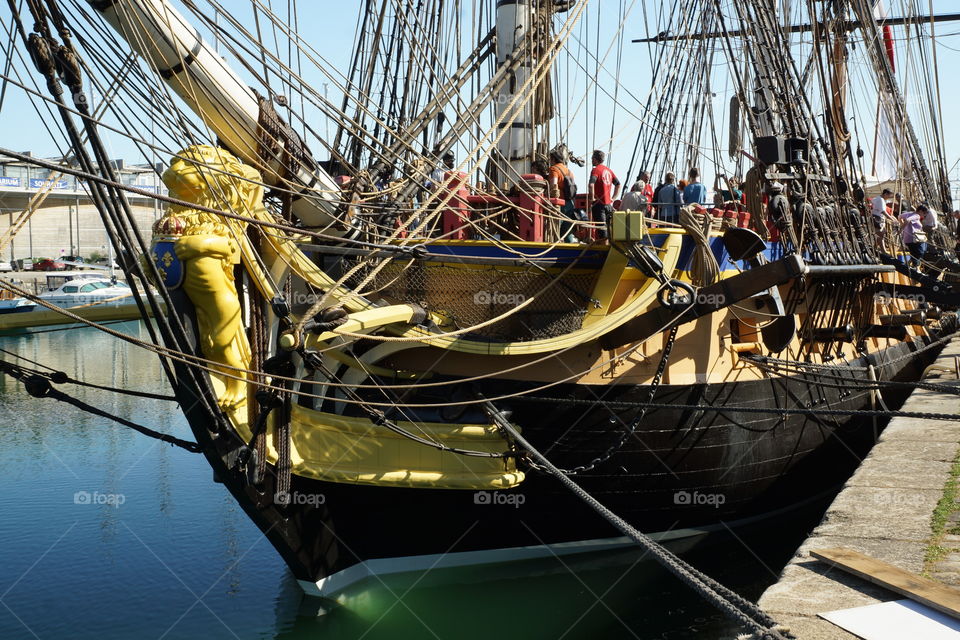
619;181;648;212
654;172;683;224
414;151;455;235
548;149;582;243
922;205;940;237
588;150;621;240
637;171;655;203
900;204;928;265
871;189;894;225
650;175;666;218
714;174;743;204
888;193;898;216
870;189;897;247
427;151;455;191
682;168;707;205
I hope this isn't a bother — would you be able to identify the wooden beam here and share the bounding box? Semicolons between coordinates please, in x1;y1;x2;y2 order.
599;254;806;350
811;548;960;621
633;13;960;44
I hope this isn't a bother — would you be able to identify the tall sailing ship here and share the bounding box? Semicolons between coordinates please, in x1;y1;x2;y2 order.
1;0;958;599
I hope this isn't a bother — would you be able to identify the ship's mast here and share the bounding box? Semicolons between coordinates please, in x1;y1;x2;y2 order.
849;0;953;211
495;0;536;179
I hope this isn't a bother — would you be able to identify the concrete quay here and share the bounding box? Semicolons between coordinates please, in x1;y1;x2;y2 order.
757;338;960;639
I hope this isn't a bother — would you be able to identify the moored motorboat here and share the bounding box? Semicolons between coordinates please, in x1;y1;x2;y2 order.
0;275;157;333
37;275;136;309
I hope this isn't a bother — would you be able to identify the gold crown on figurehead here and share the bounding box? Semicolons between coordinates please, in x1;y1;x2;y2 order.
152;214;187;239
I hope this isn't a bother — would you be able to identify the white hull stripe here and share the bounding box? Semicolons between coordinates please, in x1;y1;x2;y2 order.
297;526;710;599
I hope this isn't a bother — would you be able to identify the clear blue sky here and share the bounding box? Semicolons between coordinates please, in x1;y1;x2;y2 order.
1;0;959;202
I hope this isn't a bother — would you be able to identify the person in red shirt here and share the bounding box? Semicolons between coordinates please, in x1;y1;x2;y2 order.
638;170;655;202
547;149;581;243
588;150;621;240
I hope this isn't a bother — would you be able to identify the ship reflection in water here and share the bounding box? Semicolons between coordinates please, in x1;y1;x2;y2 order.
0;324;830;640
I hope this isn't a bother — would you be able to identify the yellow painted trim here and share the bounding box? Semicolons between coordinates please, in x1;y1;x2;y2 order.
247;207;369;313
316;305;421;341
424;260;597;275
317;339;428;380
581;247;629;329
225;397;523;489
292;304;422;350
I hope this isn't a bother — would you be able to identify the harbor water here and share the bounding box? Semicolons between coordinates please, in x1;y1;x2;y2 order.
0;323;832;640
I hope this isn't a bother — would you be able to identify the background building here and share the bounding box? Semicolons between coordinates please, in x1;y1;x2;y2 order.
0;154;166;262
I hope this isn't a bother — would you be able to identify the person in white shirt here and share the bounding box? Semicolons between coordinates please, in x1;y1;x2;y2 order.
428;152;455;190
922;206;939;235
618;182;648;212
870;188;895;231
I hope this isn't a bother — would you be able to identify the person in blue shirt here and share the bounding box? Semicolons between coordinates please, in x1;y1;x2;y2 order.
683;167;707;205
714;174;743;203
653;172;683;223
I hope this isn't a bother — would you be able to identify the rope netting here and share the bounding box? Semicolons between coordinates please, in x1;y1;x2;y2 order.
348;259;599;341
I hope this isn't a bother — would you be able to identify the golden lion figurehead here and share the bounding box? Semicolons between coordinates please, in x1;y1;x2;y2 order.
161;145;264;237
153;144;265;410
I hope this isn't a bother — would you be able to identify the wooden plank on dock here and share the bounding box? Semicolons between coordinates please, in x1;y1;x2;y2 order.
811;548;960;621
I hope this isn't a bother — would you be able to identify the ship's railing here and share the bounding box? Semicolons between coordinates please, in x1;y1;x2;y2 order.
392;171;758;245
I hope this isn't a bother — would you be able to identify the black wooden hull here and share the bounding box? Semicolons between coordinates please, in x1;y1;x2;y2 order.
216;335;938;595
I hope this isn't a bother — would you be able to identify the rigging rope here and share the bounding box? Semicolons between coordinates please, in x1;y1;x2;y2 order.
0;346;177;400
0;359;200;452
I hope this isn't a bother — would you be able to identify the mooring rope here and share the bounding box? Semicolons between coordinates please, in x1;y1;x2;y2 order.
0;359;200;452
0;346;177;401
479;397;794;640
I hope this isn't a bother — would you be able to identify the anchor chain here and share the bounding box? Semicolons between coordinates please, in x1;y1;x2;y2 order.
552;323;680;475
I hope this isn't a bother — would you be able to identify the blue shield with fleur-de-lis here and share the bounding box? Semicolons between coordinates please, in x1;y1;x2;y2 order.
151;241;184;290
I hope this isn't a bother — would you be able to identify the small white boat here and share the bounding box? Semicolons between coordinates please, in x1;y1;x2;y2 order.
0;297;36;314
37;276;137;309
0;275;158;334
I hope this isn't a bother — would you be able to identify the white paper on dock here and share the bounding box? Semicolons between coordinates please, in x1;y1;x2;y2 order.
819;599;960;639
